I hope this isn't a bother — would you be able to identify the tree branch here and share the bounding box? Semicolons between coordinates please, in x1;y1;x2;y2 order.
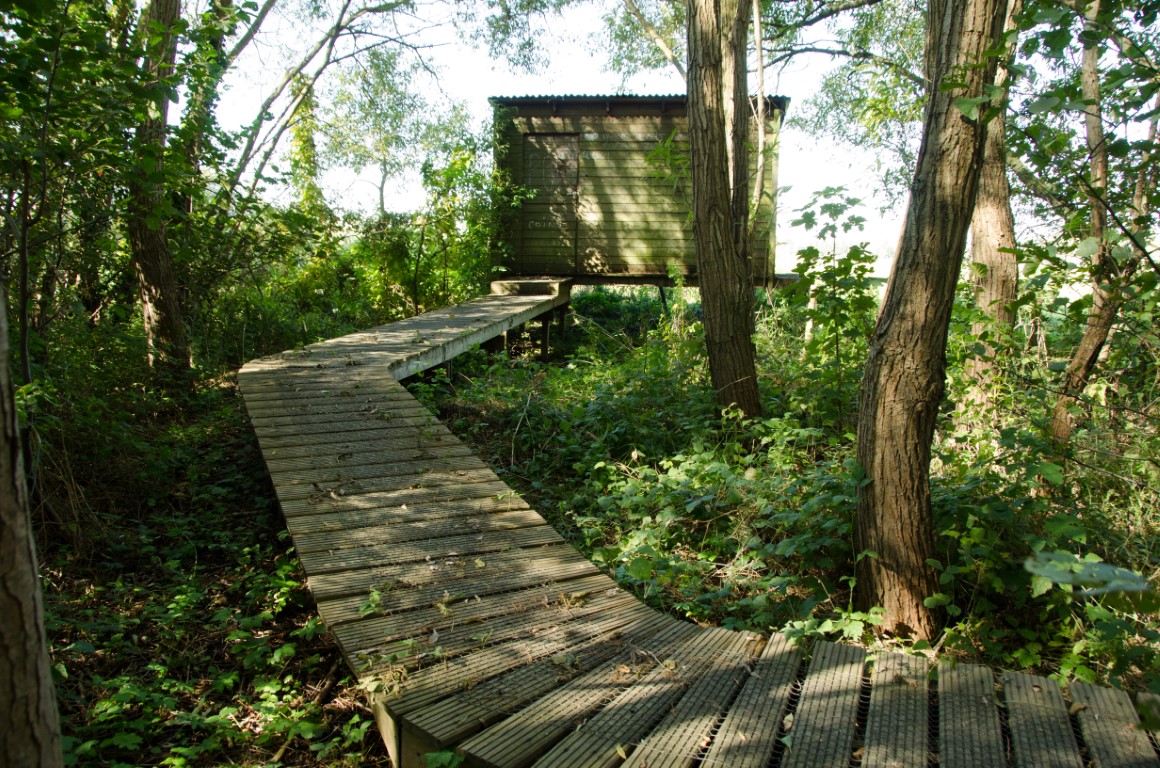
767;43;923;85
620;0;685;81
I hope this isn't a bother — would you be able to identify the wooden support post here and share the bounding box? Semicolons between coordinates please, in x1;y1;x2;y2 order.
482;334;504;354
539;312;552;360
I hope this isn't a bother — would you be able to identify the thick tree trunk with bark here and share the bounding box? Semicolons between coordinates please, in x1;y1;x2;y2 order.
965;0;1021;404
687;0;762;418
128;0;191;381
0;288;64;768
855;0;1007;639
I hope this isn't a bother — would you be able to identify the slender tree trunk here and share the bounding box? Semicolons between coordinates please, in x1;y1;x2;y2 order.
855;0;1007;639
964;0;1021;404
688;0;762;418
127;0;191;381
1049;0;1121;444
0;286;64;768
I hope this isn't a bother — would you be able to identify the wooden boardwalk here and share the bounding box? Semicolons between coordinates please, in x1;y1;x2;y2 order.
239;281;1160;768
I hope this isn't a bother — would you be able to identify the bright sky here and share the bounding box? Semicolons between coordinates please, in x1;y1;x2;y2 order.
216;2;905;276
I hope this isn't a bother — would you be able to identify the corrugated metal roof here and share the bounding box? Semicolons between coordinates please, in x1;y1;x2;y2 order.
488;94;790;111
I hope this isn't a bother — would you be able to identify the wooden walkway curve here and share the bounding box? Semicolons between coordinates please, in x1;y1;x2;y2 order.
238;280;1160;768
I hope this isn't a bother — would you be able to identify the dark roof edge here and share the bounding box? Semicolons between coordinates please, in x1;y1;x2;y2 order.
488;94;790;113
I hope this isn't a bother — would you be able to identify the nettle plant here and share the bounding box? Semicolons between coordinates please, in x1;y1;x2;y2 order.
787;187;879;432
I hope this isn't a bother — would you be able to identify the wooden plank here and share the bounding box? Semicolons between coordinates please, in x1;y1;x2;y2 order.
249;420;458;452
375;599;658;719
292;508;548;554
306;541;587;602
781;641;866;768
240;388;414;413
334;575;621;658
271;466;500;505
1071;682;1159;767
296;522;562;576
531;628;755;768
284;493;530;536
239;379;408;402
861;652;929;768
1002;671;1083;768
337;574;629;669
938;661;1005;768
249;400;436;428
318;553;601;625
250;413;443;442
279;479;513;517
620;632;762;768
262;433;473;472
413;610;689;758
265;449;486;489
699;633;802;768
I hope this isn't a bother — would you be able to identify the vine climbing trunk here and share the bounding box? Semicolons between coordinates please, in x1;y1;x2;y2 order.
127;0;191;383
855;0;1007;639
687;0;761;418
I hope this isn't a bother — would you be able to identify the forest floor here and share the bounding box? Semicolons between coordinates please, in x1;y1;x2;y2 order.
41;383;392;767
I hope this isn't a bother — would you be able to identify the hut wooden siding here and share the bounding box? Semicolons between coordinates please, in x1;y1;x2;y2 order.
491;95;787;285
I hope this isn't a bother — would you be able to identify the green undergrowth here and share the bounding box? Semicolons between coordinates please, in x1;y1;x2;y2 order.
418;283;1160;693
38;383;388;767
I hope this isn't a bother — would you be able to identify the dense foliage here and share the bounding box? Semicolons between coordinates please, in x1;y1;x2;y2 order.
425;236;1160;691
2;0;1159;763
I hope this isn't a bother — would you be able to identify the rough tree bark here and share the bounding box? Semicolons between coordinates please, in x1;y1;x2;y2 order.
687;0;762;418
0;286;64;768
964;0;1021;404
855;0;1007;639
127;0;191;381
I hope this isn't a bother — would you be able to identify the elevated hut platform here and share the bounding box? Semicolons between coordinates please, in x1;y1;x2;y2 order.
238;282;1160;768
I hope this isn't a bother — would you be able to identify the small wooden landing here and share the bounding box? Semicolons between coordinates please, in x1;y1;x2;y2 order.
238;287;1160;768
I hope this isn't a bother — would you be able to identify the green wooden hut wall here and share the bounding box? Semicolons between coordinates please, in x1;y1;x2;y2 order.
490;94;789;285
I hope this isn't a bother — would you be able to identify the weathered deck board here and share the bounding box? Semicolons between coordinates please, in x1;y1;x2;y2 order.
939;661;1006;768
699;633;801;768
239;284;1159;768
620;632;762;768
458;617;701;768
1002;672;1083;768
530;629;757;768
1071;682;1159;767
781;640;866;768
862;651;929;768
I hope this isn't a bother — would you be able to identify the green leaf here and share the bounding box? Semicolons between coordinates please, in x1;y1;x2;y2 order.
1037;461;1065;485
627;557;653;581
1030;574;1053;597
953;97;987;121
1027;96;1061;115
923;592;952;608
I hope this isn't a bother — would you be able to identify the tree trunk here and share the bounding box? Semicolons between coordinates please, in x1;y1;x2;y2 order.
0;286;64;768
855;0;1007;639
1049;0;1115;445
127;0;191;381
687;0;762;418
964;0;1021;404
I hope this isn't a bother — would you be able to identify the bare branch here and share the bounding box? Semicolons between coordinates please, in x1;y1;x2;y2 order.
767;44;923;85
